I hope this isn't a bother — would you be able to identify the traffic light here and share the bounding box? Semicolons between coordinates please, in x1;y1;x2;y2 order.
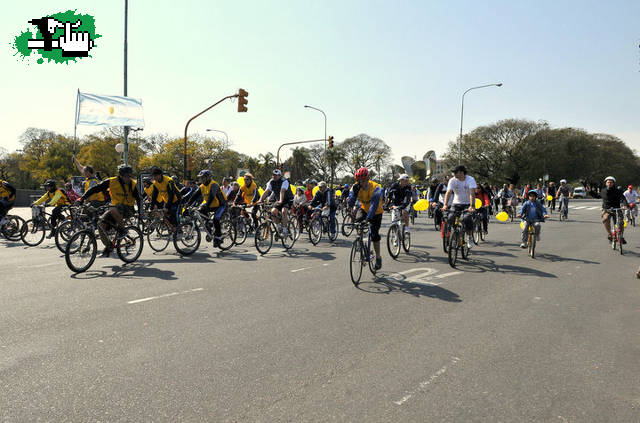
328;136;334;148
237;88;248;112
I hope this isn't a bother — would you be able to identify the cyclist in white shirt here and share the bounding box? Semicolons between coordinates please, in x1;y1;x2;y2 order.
623;185;639;218
442;165;477;249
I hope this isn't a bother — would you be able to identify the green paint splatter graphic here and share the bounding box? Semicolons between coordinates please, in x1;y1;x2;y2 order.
12;9;101;64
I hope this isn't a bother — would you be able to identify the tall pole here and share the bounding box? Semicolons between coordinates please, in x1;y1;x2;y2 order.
304;105;327;178
206;129;229;148
458;83;502;165
122;0;129;165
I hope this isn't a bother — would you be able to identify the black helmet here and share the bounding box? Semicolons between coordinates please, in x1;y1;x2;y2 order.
118;164;134;176
44;179;56;188
150;166;163;176
197;169;212;178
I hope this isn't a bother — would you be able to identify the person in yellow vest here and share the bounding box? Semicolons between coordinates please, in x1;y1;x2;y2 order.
233;173;260;229
347;167;384;270
32;179;71;238
0;179;17;226
79;164;140;257
73;156;106;206
149;166;181;227
185;169;227;248
141;177;154;207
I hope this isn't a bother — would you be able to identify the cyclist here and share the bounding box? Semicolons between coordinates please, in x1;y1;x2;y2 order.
623;185;639;221
497;184;514;212
79;164;140;257
149;166;181;227
519;190;549;248
234;173;260;229
556;179;570;218
221;177;233;198
601;176;628;243
348;167;384;270
185;169;228;247
73;156;106;207
475;184;491;234
431;174;451;228
385;174;413;234
304;179;317;202
442;165;477;250
309;181;337;238
141;177;153;204
65;182;81;202
546;181;557;211
33;179;71;238
293;187;309;230
0;179;16;227
258;169;293;237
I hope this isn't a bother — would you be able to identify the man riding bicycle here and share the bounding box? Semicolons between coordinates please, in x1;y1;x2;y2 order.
79;164;140;257
430;174;451;229
348;167;384;270
623;185;638;220
309;181;337;238
601;176;628;244
442;165;477;250
519;190;549;248
73;156;107;207
258;169;293;237
0;179;16;227
149;166;181;227
184;169;228;247
33;179;71;238
556;179;570;218
385;173;413;234
234;173;260;229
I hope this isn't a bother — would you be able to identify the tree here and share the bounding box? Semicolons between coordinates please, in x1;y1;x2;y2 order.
339;134;392;178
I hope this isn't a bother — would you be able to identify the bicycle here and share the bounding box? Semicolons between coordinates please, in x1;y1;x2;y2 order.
65;213;144;273
624;203;636;227
558;197;569;221
145;208;176;252
607;208;624;255
349;220;377;285
386;206;410;259
506;198;517;222
447;211;469;268
341;212;355;237
308;206;338;245
254;203;297;255
173;206;236;255
0;214;25;241
472;210;485;245
21;205;70;247
522;220;538;258
230;204;255;246
55;204;104;253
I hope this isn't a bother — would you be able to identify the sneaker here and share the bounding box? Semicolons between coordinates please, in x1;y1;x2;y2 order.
467;240;473;249
374;257;382;270
622;237;627;245
213;236;222;248
100;247;112;258
607;234;613;242
520;243;527;248
46;231;55;239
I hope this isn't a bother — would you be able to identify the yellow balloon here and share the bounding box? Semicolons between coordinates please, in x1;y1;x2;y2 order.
495;211;509;222
413;199;429;211
290;184;296;195
335;190;342;196
520;221;525;229
474;198;483;209
258;187;264;196
237;176;244;186
546;195;553;201
312;186;319;195
624;219;628;228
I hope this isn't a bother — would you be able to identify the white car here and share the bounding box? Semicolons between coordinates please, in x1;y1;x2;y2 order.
572;187;586;198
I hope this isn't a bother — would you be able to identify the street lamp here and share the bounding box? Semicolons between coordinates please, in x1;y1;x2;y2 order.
206;129;229;148
458;83;502;164
304;105;328;180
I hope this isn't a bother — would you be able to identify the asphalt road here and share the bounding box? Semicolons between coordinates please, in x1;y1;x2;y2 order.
2;200;639;422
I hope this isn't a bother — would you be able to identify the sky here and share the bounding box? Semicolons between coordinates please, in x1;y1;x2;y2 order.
2;0;639;166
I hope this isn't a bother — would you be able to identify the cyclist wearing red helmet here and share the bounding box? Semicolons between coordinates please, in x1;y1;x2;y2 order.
348;167;384;270
623;184;638;221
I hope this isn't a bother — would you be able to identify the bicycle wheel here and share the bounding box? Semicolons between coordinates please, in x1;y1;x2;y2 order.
233;217;248;246
349;239;364;285
116;225;144;263
448;231;459;267
341;214;354;237
461;232;469;260
65;230;97;273
147;221;171;252
618;230;624;255
255;222;273;255
328;218;338;242
218;215;236;251
2;215;24;241
367;242;377;275
528;230;536;258
441;222;450;253
281;219;297;250
386;224;401;259
21;218;46;246
402;225;411;253
173;220;201;255
472;226;480;245
55;219;82;253
309;218;322;245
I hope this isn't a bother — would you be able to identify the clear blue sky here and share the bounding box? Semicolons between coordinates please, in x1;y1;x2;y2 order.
2;0;639;165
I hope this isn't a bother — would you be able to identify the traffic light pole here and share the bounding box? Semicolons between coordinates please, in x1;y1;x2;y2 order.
276;139;325;167
183;93;239;181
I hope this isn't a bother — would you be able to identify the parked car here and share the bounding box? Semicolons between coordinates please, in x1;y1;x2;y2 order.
572;187;586;198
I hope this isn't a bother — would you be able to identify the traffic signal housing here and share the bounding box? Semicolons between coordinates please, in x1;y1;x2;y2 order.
237;88;248;112
328;136;334;148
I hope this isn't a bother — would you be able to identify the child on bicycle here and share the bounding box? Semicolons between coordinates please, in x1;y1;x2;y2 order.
519;190;549;248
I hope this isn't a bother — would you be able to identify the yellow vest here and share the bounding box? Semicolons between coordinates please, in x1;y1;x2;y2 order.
0;180;14;201
357;180;383;215
239;181;258;205
144;185;154;199
45;189;70;206
152;175;178;204
200;180;225;208
108;177;137;206
84;177;105;202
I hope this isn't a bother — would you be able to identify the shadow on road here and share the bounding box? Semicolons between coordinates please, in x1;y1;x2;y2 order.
71;261;178;280
452;256;557;278
534;253;599;264
356;277;462;302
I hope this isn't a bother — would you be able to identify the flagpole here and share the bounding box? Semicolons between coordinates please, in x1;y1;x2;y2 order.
73;89;80;155
122;0;129;165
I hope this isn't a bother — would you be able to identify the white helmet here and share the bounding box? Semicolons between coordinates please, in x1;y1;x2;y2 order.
272;169;282;176
398;174;409;181
604;176;616;183
560;179;567;184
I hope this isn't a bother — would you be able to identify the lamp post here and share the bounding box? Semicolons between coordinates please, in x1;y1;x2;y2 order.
458;83;502;164
206;129;229;149
122;0;129;165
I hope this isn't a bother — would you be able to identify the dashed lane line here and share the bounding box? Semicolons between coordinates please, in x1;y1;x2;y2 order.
127;288;204;304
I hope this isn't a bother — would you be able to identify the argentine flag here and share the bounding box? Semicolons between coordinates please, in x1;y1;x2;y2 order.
76;92;145;128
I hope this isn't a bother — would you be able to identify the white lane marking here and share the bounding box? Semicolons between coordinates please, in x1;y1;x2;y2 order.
127;288;204;304
394;357;460;405
434;271;463;279
586;206;599;210
383;268;462;286
573;206;586;210
291;267;313;273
